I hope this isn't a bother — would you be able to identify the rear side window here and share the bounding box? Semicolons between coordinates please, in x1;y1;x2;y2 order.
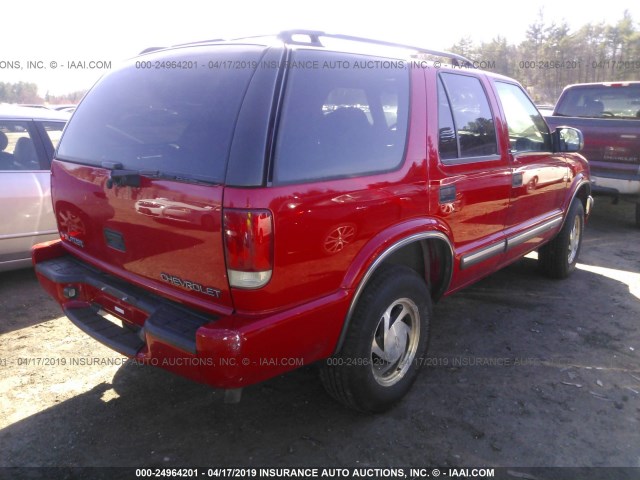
437;78;457;160
555;84;640;119
273;51;409;184
42;121;65;150
57;45;266;183
0;121;42;171
438;73;498;161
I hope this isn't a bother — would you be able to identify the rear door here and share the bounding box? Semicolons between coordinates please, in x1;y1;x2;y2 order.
431;72;512;291
0;119;62;269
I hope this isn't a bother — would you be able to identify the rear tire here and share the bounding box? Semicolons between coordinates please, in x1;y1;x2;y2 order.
320;264;431;412
538;200;584;279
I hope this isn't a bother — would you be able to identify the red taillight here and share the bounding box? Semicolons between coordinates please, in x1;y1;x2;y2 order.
223;209;273;289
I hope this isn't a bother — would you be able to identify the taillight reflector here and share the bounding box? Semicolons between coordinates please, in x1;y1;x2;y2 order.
223;209;273;289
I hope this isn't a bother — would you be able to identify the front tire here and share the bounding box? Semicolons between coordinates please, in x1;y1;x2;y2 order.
320;265;431;412
538;200;584;279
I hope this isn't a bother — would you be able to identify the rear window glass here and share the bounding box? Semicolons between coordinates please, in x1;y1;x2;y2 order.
57;45;266;183
555;84;640;119
273;51;409;184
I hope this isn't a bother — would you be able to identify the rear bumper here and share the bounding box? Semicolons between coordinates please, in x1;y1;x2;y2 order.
591;174;640;197
32;240;349;389
585;195;595;217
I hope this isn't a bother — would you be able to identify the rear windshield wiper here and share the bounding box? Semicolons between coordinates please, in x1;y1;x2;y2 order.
101;162;142;188
101;162;219;188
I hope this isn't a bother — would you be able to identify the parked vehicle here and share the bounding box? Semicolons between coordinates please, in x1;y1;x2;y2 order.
33;31;592;412
50;105;77;114
546;81;640;226
536;104;555;117
0;105;68;272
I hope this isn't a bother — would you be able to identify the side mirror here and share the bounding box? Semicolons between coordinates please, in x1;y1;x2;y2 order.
553;127;584;153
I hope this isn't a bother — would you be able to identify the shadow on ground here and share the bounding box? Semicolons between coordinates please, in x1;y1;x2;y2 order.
1;258;638;469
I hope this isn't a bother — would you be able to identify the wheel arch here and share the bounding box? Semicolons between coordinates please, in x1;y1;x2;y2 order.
566;178;593;224
573;180;593;215
334;229;454;354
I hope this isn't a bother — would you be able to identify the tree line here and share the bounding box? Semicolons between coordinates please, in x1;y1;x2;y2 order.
0;81;41;104
0;81;86;105
450;10;640;104
2;13;638;107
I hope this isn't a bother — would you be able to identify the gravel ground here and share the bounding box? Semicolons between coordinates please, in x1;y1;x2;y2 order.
1;197;639;476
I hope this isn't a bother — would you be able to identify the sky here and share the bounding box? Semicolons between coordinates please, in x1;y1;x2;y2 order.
1;0;638;97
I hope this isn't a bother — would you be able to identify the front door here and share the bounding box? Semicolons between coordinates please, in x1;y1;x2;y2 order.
493;81;568;263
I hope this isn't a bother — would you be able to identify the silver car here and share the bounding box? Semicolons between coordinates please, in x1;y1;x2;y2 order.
0;105;69;271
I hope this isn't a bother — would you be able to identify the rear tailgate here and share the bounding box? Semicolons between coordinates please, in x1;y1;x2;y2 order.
52;160;230;311
52;44;270;314
547;116;640;180
550;83;640;183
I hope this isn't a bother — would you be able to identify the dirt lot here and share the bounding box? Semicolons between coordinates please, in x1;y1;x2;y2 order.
1;198;639;474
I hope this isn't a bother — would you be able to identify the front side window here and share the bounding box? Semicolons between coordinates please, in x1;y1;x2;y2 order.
495;82;551;153
273;51;409;184
438;73;498;160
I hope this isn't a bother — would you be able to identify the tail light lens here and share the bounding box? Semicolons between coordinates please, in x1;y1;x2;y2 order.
223;209;273;289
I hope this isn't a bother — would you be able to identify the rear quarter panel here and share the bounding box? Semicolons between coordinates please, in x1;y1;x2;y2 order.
223;67;429;317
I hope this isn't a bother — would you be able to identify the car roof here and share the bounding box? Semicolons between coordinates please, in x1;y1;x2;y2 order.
139;31;521;81
562;81;640;89
0;104;71;121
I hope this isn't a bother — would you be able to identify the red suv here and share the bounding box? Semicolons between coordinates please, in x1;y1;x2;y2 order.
34;31;592;412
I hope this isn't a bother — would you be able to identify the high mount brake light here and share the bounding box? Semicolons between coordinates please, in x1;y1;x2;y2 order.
223;209;273;289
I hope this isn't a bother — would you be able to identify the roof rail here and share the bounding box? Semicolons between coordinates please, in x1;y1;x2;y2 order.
276;29;472;66
139;39;226;55
139;46;166;55
173;38;225;47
